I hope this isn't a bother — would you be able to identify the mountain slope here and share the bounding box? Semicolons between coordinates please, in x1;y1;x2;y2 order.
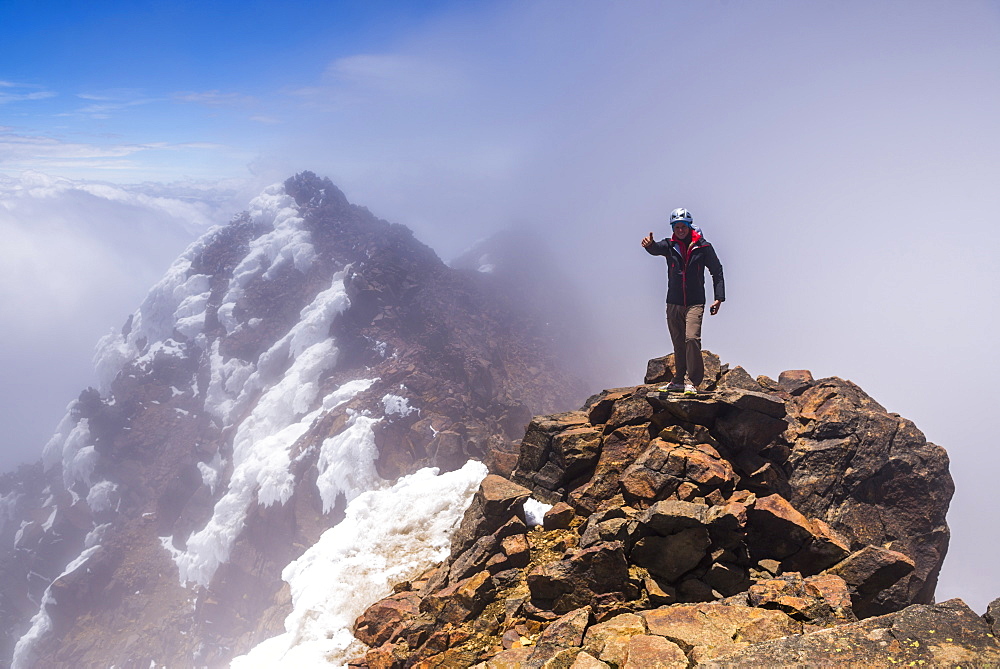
0;172;582;667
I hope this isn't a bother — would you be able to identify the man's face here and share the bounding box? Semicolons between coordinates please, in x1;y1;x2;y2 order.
672;222;691;240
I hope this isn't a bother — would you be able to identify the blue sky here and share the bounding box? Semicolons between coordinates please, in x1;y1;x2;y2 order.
0;0;472;179
2;0;1000;612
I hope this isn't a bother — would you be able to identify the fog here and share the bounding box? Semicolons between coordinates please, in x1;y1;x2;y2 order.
0;173;247;471
2;0;998;611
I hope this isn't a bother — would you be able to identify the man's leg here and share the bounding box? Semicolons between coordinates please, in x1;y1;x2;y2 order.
666;304;687;383
684;304;705;388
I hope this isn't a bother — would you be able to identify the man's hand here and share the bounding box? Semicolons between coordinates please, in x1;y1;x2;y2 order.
641;232;654;248
710;300;722;315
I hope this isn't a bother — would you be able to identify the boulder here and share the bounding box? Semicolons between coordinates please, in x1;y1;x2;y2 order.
419;570;496;624
631;528;711;582
826;545;916;618
746;494;849;573
451;475;532;558
639;499;710;536
527;607;592;663
568;425;650;514
777;369;814;395
353;590;422;647
641;602;800;663
784;378;953;607
527;541;633;615
513;412;592;502
699;599;1000;667
621;634;688;668
543;502;576;530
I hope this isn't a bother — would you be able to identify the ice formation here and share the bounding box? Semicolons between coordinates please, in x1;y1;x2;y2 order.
230;460;489;669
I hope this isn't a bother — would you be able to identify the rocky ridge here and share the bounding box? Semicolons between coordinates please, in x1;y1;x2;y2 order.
350;353;975;667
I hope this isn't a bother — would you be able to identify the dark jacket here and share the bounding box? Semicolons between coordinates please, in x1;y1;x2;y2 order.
644;229;725;306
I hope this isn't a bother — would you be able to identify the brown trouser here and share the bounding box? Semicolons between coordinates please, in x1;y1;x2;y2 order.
666;303;705;387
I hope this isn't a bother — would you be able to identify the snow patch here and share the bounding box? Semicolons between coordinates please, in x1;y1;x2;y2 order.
382;393;417;417
315;414;381;514
523;497;553;528
86;481;119;513
42;414;96;490
230;460;489;669
477;254;495;273
197;453;224;494
168;274;351;587
12;544;102;669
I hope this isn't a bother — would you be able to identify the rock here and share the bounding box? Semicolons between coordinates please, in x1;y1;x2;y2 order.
420;570;496;623
353;590;423;647
500;533;531;569
543;502;576;530
746;494;848;573
645;351;724;389
745;494;817;560
631;528;711;582
568;425;650;514
704;562;751;597
826;545;916;618
646;393;723;426
550;427;603;481
643;576;677;605
985;596;1000;635
700;599;1000;667
777;370;814;395
622;634;688;668
579;516;635;549
529;607;591;654
619;440;683;504
482;647;534;668
784;378;953;608
585;389;631;426
705;501;747;549
513;412;592;502
569;651;610;668
716;366;764;392
604;392;656;433
582;612;648;658
451;475;532;558
639;499;710;535
747;573;854;624
527;542;633;615
641;602;800;663
449;515;528;583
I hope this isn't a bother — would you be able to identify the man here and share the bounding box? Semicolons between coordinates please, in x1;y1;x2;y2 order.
641;207;725;394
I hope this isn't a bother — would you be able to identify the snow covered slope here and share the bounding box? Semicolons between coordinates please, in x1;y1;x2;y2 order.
0;173;581;667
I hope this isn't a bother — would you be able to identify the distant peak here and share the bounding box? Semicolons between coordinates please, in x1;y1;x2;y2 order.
284;171;349;209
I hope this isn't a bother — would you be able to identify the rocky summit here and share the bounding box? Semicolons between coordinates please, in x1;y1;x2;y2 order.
348;353;988;668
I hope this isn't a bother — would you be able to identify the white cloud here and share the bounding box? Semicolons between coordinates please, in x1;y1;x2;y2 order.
0;81;56;104
174;90;257;107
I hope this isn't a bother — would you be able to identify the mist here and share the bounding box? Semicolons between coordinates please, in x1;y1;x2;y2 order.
2;0;998;612
0;173;246;471
253;0;1000;612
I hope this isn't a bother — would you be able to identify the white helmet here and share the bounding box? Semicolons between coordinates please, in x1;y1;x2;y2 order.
669;207;693;226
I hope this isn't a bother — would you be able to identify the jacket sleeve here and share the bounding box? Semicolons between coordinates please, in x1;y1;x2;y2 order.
644;239;670;257
705;245;725;301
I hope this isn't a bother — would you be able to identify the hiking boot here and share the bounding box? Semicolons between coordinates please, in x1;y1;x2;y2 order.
683;384;699;395
658;382;686;392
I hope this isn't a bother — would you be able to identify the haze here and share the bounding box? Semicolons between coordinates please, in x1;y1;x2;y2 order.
1;0;998;612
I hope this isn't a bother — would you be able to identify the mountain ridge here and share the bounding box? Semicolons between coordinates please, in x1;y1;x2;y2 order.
0;172;583;667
